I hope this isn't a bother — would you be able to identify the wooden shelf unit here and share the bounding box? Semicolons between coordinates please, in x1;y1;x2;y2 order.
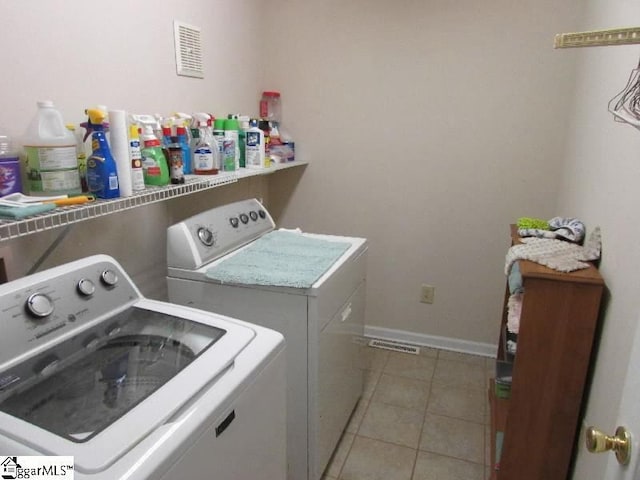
488;225;604;480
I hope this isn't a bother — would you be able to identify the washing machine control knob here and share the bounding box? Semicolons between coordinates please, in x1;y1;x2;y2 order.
26;292;54;318
101;269;119;287
240;213;249;224
258;210;266;219
198;227;215;246
249;211;258;221
229;217;239;228
77;278;96;296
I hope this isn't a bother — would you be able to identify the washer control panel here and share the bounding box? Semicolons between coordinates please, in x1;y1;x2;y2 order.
167;198;276;270
0;256;140;366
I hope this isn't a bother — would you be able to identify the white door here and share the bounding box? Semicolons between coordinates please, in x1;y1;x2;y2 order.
597;312;640;480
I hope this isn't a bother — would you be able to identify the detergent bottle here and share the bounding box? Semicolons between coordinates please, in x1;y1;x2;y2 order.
192;113;217;175
23;100;82;196
85;108;120;199
134;115;170;186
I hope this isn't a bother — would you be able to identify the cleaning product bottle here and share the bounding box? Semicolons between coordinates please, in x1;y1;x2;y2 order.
222;137;236;172
167;136;185;184
66;123;88;192
192;113;217;175
161;125;173;147
85;108;120;199
258;119;272;168
23;100;81;196
245;119;265;169
137;117;170;186
0;133;22;196
238;115;250;168
224;116;240;170
212;117;225;170
128;125;146;191
176;125;191;174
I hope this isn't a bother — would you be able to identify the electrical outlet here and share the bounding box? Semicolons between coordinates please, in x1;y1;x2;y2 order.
420;284;435;304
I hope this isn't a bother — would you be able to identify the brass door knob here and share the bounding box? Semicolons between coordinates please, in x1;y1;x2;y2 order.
585;426;631;465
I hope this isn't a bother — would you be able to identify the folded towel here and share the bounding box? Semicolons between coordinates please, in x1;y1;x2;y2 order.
518;217;586;243
0;203;56;219
505;227;601;274
206;230;352;288
507;262;523;294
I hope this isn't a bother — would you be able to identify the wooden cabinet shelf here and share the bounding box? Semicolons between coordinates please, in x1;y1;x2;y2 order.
488;225;604;480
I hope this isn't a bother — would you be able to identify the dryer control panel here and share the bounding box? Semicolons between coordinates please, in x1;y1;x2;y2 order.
167;198;275;270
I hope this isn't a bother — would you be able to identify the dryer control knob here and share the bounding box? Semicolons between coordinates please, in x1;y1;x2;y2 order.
26;292;54;318
77;278;96;296
249;211;258;221
258;210;266;219
229;217;239;228
101;269;119;287
240;213;249;224
198;227;215;246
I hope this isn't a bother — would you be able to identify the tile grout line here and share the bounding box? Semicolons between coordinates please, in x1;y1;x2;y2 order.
333;350;386;480
407;347;439;479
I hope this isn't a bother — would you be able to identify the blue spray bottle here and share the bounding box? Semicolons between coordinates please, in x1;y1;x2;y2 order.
85;108;120;198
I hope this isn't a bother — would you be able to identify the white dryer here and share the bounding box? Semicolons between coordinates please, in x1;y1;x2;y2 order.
166;198;368;480
0;255;286;480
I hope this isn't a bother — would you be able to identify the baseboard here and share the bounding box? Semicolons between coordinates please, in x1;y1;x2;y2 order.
364;325;497;358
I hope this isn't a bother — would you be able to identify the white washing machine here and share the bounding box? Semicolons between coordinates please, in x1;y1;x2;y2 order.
166;198;368;480
0;255;286;480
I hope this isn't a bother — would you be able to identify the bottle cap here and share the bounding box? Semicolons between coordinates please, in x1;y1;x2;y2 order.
214;118;226;130
262;91;281;98
224;118;239;131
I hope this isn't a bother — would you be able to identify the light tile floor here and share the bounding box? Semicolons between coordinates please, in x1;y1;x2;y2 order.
322;346;494;480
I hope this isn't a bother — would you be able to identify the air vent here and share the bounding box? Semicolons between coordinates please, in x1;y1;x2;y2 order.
174;21;204;79
368;339;420;355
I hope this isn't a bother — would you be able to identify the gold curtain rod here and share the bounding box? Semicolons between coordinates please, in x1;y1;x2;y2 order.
554;27;640;48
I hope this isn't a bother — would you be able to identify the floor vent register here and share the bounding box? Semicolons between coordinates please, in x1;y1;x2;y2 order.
368;339;420;355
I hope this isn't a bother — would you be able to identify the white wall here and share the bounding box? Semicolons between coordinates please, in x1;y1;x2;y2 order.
0;0;266;130
0;0;270;297
266;0;583;346
557;1;640;478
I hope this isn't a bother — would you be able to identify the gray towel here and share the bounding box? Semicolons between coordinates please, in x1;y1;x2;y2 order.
206;230;351;288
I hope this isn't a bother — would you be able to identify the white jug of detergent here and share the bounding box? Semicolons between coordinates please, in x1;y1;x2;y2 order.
23;100;81;196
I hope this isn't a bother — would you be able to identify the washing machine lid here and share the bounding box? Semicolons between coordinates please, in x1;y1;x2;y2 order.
0;299;256;473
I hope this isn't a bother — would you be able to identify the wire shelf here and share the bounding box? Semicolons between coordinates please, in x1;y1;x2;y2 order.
0;173;237;242
0;161;308;243
555;27;640;49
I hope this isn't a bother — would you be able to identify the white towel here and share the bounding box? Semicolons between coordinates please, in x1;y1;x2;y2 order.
505;227;601;274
